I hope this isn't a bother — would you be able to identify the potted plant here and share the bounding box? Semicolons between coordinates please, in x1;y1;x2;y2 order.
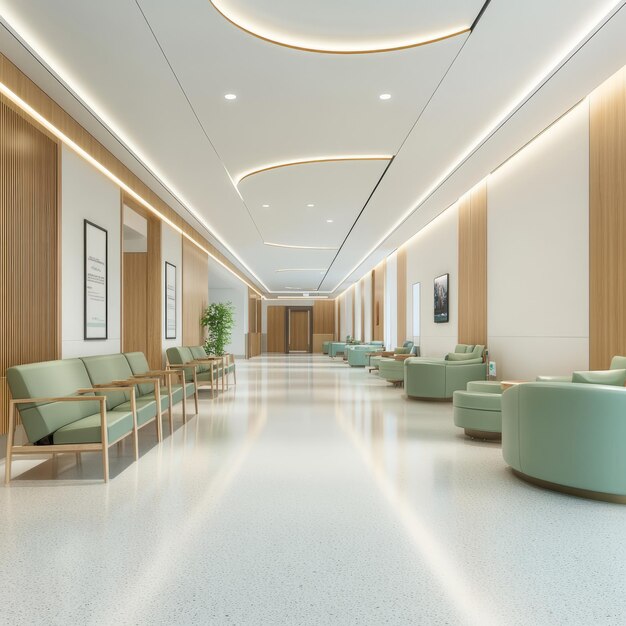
200;302;235;356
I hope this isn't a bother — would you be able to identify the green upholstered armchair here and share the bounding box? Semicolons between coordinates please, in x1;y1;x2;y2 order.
6;358;141;483
404;345;487;399
502;381;626;502
328;342;348;357
124;351;194;434
536;355;626;383
346;344;384;367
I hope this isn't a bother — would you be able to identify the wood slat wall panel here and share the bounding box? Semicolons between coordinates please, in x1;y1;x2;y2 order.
247;288;262;357
122;253;148;355
182;237;208;346
397;247;407;345
373;261;385;342
360;278;365;340
458;181;488;346
0;52;263;295
146;218;162;369
590;67;626;369
267;306;286;353
0;96;59;435
313;300;335;334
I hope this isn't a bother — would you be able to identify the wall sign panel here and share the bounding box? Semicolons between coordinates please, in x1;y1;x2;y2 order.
84;220;108;340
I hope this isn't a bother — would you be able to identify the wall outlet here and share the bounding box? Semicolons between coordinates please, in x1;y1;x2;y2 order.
489;361;497;378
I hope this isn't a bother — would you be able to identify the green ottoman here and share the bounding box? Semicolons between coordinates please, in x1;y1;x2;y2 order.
378;358;405;386
453;381;502;441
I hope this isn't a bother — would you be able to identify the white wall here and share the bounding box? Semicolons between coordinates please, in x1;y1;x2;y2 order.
344;289;354;339
487;101;589;380
161;223;183;359
208;286;247;357
61;146;122;358
404;204;459;357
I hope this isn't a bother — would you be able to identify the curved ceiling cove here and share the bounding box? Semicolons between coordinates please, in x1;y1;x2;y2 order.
235;155;392;185
209;0;477;54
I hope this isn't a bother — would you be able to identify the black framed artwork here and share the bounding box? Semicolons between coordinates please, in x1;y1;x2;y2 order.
165;261;177;339
434;273;449;324
84;220;108;340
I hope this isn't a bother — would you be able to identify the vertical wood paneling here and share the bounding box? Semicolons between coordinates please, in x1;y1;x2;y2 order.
312;300;335;352
146;218;162;369
247;288;262;357
122;253;148;353
373;261;385;342
360;279;365;341
182;237;208;345
267;306;286;353
458;181;488;346
590;68;626;369
397;247;407;345
0;96;59;435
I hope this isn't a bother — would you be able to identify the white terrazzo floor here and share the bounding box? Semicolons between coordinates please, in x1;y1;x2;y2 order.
1;354;626;625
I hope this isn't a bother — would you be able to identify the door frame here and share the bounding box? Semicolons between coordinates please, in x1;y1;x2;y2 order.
285;306;313;353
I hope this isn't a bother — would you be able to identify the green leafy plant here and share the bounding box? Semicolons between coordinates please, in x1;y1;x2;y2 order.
200;302;235;356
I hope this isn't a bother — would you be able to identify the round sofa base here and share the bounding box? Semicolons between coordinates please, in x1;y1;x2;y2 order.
464;428;501;442
512;469;626;505
407;395;451;402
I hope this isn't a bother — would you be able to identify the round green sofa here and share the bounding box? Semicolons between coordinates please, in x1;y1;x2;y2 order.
453;380;502;440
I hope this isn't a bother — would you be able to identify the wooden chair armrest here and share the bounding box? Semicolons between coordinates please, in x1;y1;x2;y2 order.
77;386;136;394
168;364;198;371
10;395;106;405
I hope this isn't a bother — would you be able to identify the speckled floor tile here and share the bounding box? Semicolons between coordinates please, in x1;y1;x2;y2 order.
1;355;626;625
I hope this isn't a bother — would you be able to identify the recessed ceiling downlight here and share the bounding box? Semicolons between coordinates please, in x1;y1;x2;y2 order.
307;203;315;207
262;204;270;207
224;93;237;100
379;93;392;100
326;219;334;223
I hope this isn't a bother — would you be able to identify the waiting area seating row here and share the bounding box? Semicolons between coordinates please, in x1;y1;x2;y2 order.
5;346;236;483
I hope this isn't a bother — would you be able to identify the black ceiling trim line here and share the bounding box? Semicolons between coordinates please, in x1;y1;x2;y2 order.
471;0;493;32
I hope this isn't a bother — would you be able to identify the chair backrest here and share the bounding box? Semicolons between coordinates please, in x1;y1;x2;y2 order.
166;346;196;381
81;354;134;410
454;344;473;353
123;352;154;396
189;345;213;374
402;340;414;350
6;359;99;443
610;356;626;370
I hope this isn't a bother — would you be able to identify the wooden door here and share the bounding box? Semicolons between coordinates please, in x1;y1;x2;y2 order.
289;310;310;352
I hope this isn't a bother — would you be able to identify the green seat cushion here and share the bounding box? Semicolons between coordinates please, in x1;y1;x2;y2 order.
141;392;171;412
115;397;158;427
166;346;197;382
466;381;503;394
454;344;472;353
536;375;573;383
453;391;501;411
572;369;626;386
53;409;134;445
7;359;99;443
379;359;405;381
395;347;410;354
610;356;626;370
81;354;134;410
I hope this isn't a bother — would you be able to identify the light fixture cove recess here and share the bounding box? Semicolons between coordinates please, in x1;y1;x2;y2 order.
208;0;470;54
235;155;392;185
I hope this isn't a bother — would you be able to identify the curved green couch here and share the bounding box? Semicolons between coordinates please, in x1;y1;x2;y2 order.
502;382;626;502
346;344;383;367
405;357;487;399
378;358;405;385
453;381;502;440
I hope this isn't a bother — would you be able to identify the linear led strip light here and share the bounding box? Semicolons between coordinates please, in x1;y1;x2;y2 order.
329;0;625;294
0;80;264;297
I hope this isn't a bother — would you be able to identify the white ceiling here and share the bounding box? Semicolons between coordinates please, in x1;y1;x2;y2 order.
1;0;626;296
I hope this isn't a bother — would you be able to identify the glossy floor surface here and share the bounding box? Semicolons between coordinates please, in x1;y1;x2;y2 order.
2;355;626;625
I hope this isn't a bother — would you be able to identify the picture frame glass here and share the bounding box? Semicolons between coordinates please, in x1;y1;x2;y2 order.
84;220;108;340
165;261;177;339
434;274;449;324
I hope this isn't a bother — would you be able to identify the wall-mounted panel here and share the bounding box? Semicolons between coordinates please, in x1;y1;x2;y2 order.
1;97;59;435
372;261;385;342
267;306;286;353
590;68;626;369
458;181;487;346
397;248;407;345
182;237;209;346
488;101;589;379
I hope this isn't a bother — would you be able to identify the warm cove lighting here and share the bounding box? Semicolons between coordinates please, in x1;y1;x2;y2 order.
329;0;624;294
275;268;327;273
0;11;269;293
208;0;470;54
0;80;264;297
264;241;338;250
235;155;392;185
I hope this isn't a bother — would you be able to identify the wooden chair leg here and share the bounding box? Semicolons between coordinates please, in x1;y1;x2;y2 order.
5;402;15;484
102;446;109;483
168;388;174;436
182;388;187;424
